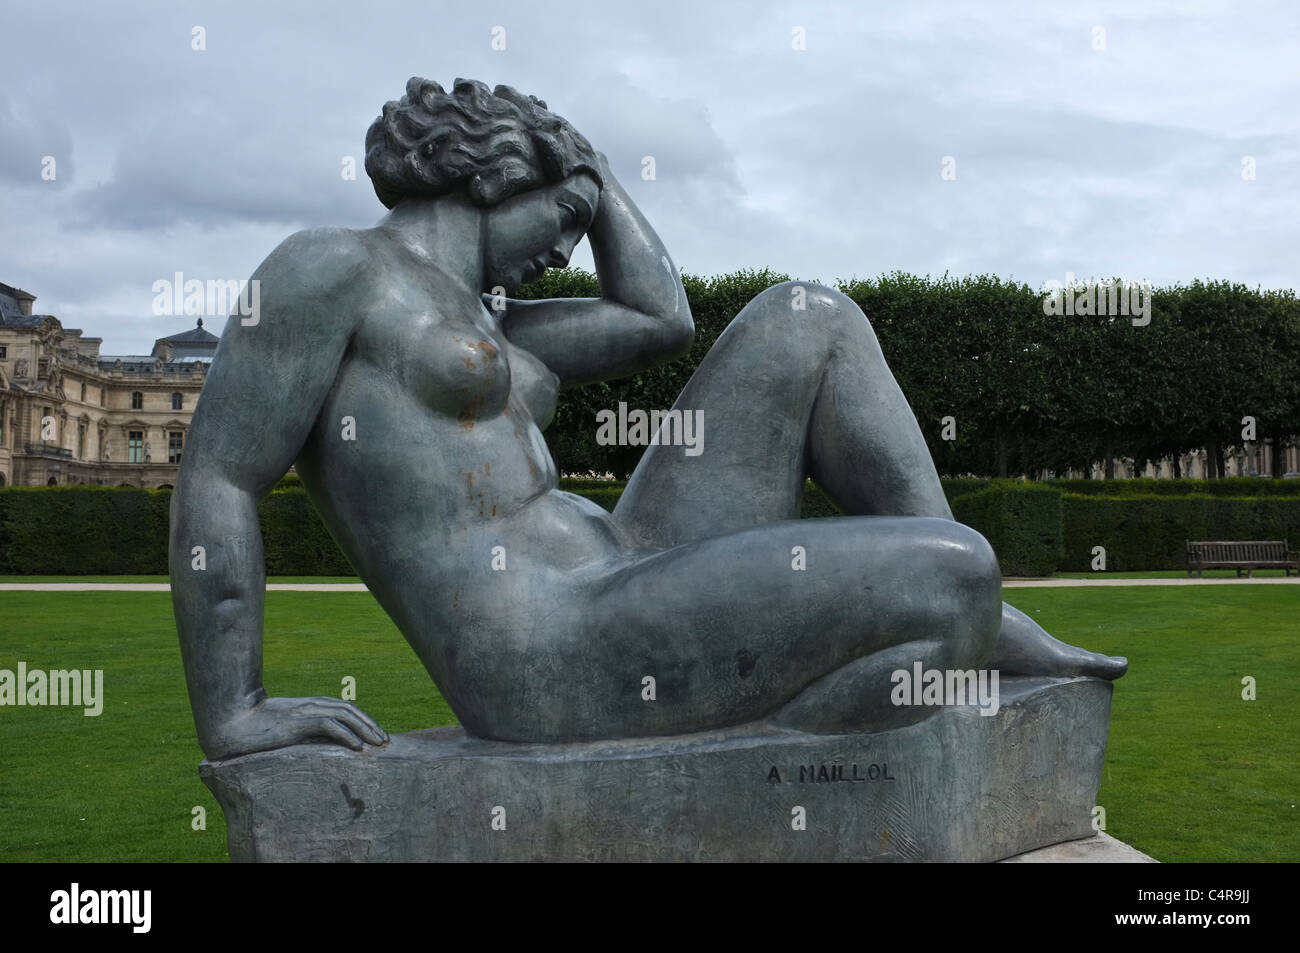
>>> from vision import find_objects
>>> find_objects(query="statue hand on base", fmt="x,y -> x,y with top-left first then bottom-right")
205,696 -> 389,761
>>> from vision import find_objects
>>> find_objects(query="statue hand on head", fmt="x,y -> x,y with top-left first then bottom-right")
592,150 -> 612,189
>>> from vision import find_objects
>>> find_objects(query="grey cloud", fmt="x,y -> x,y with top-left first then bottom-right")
0,92 -> 75,189
1,0 -> 1297,354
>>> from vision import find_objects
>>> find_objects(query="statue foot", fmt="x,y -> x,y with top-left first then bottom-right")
992,603 -> 1127,680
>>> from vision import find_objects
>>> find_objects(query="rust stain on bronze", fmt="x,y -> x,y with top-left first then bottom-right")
459,399 -> 480,431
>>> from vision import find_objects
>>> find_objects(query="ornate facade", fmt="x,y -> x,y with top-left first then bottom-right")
1047,446 -> 1300,481
0,282 -> 217,488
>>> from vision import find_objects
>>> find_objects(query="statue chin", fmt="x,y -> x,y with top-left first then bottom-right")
483,272 -> 523,298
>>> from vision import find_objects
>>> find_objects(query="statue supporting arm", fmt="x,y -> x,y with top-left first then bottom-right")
170,229 -> 387,760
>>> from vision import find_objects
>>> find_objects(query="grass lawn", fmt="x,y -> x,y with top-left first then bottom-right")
1047,569 -> 1295,579
0,591 -> 445,862
0,586 -> 1294,862
1003,586 -> 1298,863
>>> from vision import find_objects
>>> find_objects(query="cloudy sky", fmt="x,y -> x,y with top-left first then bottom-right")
2,0 -> 1296,354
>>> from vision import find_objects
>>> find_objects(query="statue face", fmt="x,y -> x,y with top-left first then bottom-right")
482,172 -> 600,294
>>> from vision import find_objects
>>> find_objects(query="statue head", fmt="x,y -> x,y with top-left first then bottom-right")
365,77 -> 602,208
366,77 -> 604,291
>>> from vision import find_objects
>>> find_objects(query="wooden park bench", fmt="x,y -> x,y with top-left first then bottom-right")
1186,540 -> 1300,577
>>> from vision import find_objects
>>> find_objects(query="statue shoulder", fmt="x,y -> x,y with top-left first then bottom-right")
255,226 -> 376,305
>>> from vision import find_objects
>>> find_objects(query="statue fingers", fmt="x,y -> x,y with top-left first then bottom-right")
302,698 -> 388,745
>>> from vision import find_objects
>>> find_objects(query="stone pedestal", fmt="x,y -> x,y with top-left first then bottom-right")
1000,831 -> 1156,862
201,675 -> 1113,862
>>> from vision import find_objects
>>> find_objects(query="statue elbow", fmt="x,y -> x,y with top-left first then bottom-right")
661,314 -> 695,360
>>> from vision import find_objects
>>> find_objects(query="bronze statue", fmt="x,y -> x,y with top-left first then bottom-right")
171,77 -> 1124,762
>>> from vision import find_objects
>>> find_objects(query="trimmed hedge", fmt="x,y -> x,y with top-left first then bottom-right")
569,487 -> 623,513
0,486 -> 171,574
0,486 -> 352,576
951,482 -> 1065,576
5,483 -> 1298,575
518,268 -> 1300,482
1061,494 -> 1300,571
799,482 -> 843,519
0,481 -> 844,574
1047,477 -> 1300,497
940,477 -> 994,504
559,480 -> 844,519
259,490 -> 355,575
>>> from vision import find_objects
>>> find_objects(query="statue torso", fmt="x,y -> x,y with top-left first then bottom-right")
291,237 -> 635,680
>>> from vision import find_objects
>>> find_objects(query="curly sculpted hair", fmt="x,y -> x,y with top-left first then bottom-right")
365,77 -> 603,209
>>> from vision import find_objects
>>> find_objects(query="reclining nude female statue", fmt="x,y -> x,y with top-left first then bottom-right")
171,77 -> 1125,762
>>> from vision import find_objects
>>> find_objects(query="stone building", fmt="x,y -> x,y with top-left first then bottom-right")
1047,445 -> 1299,481
0,281 -> 217,488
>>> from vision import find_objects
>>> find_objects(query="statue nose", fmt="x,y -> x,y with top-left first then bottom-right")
547,248 -> 569,268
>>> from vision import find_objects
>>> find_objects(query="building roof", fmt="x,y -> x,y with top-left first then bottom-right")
156,317 -> 219,345
1,286 -> 216,370
151,317 -> 220,360
0,281 -> 36,317
0,313 -> 45,329
0,282 -> 38,326
99,355 -> 204,370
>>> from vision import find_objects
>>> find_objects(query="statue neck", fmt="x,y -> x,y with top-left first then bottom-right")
380,195 -> 485,299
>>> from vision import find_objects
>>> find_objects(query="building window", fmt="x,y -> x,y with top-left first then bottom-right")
168,431 -> 184,464
171,392 -> 183,410
0,346 -> 6,358
100,388 -> 105,407
81,382 -> 87,402
131,391 -> 143,410
77,427 -> 85,459
128,431 -> 144,463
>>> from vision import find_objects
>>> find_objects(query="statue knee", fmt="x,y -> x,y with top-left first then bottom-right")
739,281 -> 873,342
